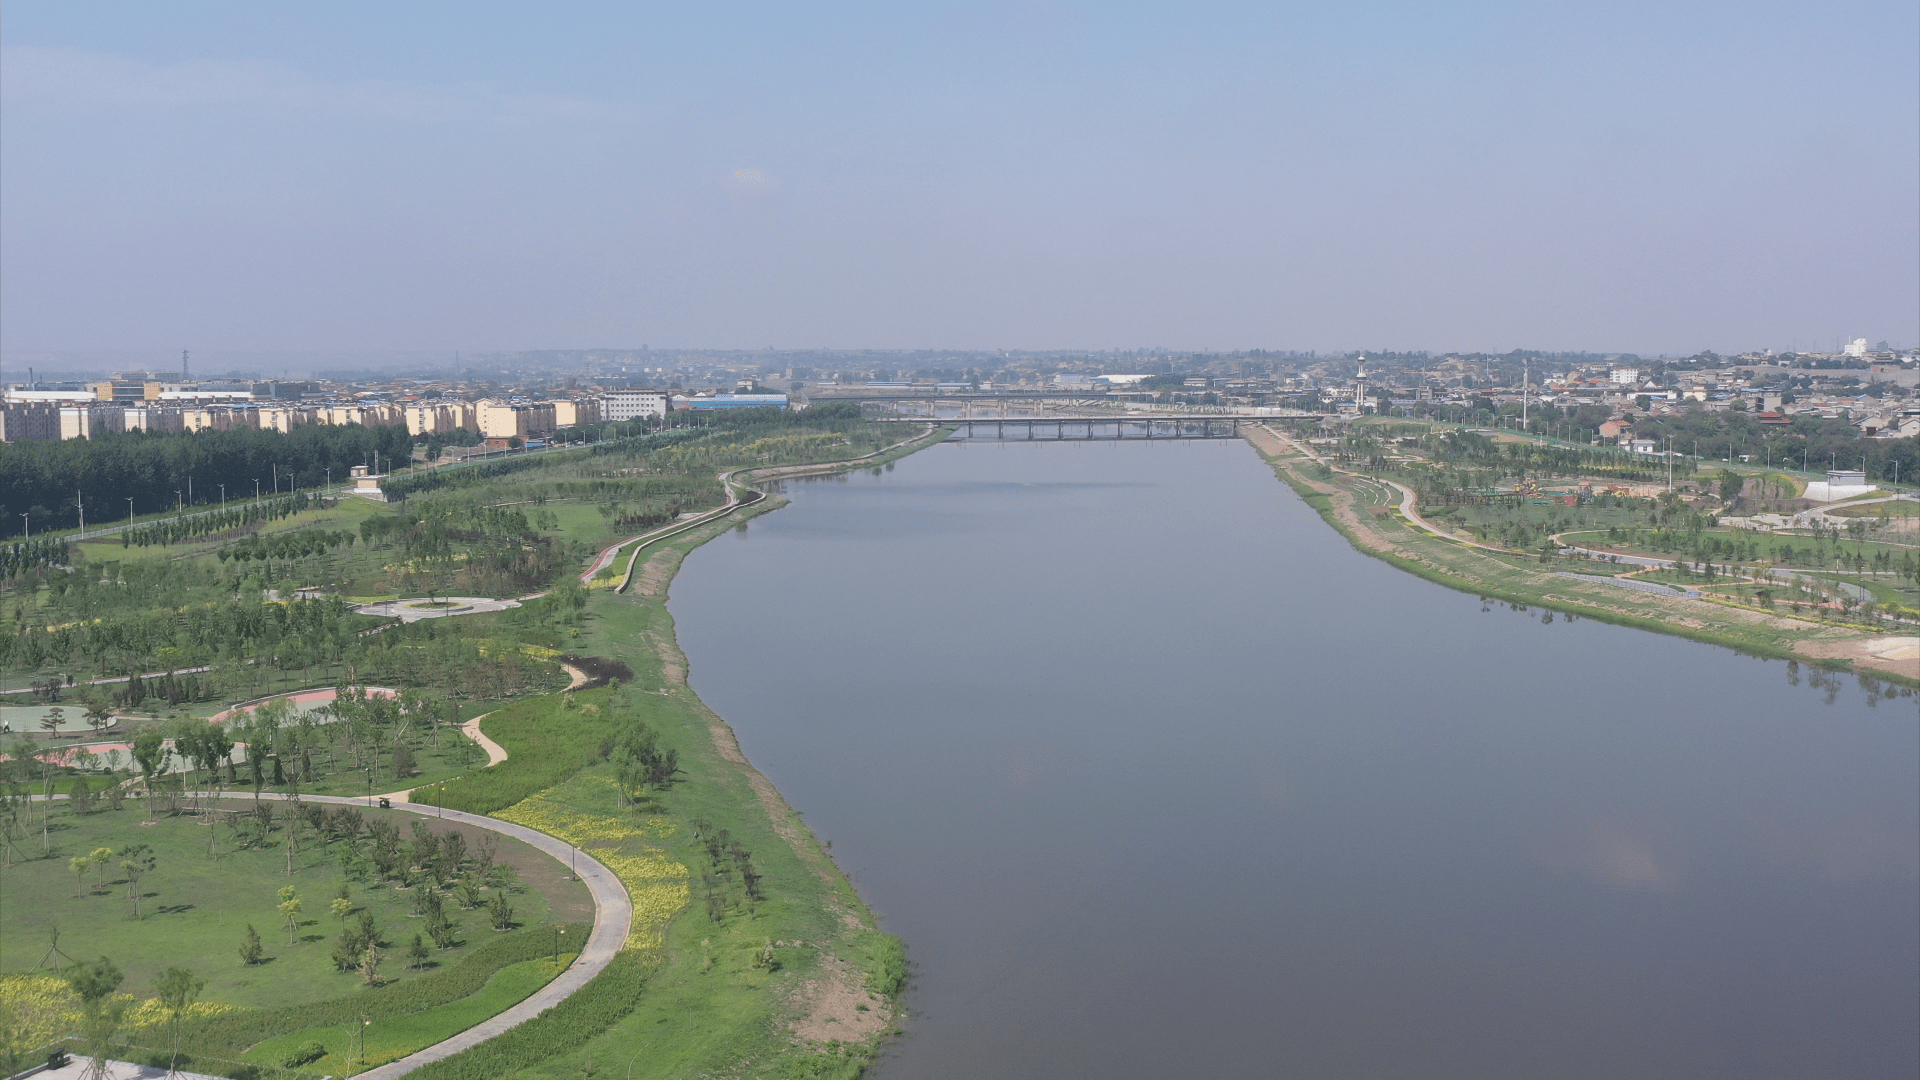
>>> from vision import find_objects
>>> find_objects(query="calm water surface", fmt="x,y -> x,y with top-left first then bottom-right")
669,440 -> 1919,1079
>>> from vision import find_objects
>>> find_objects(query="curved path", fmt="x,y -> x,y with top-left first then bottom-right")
1257,423 -> 1522,555
170,791 -> 632,1079
353,597 -> 522,622
25,426 -> 946,1071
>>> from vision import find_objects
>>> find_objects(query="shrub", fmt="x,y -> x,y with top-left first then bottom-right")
282,1041 -> 328,1067
404,952 -> 651,1080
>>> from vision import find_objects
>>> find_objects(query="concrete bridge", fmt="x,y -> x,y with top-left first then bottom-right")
876,416 -> 1254,440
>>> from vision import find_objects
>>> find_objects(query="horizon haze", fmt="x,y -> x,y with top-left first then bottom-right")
3,2 -> 1915,362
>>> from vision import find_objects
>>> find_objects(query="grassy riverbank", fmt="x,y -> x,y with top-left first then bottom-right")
1244,425 -> 1919,690
404,426 -> 946,1080
2,416 -> 943,1077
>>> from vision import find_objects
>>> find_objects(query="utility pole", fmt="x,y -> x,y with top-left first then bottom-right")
76,490 -> 84,539
1521,358 -> 1528,432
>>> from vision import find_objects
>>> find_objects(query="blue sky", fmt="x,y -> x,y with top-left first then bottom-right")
3,1 -> 1914,357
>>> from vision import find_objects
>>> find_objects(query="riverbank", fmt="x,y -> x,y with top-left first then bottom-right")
405,425 -> 946,1079
1243,425 -> 1919,687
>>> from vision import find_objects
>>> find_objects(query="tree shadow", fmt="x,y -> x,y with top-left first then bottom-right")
156,903 -> 195,914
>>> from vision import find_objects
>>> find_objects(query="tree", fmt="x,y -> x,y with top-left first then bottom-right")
487,889 -> 514,931
71,853 -> 94,900
40,706 -> 64,738
154,966 -> 203,1078
1717,470 -> 1744,505
407,933 -> 430,971
83,697 -> 113,740
87,848 -> 113,890
359,939 -> 383,985
277,885 -> 303,945
129,730 -> 170,821
119,844 -> 156,919
65,956 -> 127,1080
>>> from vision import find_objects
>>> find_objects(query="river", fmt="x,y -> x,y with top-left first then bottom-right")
669,439 -> 1918,1079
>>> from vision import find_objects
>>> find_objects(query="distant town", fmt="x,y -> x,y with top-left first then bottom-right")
6,339 -> 1916,450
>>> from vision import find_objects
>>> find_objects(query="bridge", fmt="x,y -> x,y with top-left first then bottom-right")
877,416 -> 1256,440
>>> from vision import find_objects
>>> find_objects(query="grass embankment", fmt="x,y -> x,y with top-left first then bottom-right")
405,435 -> 943,1079
1247,427 -> 1919,688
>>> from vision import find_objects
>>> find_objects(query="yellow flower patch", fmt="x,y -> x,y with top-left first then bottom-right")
0,976 -> 237,1051
494,791 -> 691,951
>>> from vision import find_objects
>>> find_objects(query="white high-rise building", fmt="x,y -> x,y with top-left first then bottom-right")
602,389 -> 668,421
1845,338 -> 1870,357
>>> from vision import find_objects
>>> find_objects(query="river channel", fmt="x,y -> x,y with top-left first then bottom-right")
669,439 -> 1918,1079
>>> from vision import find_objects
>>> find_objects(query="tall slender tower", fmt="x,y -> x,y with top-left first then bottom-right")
1355,356 -> 1368,412
181,349 -> 190,380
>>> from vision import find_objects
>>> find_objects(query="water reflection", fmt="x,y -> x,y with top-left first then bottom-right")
673,440 -> 1919,1080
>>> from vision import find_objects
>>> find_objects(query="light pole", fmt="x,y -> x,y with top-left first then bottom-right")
19,513 -> 28,539
219,484 -> 226,511
174,491 -> 182,512
126,496 -> 134,523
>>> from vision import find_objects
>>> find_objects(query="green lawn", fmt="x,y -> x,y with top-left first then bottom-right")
0,801 -> 583,1009
240,954 -> 573,1075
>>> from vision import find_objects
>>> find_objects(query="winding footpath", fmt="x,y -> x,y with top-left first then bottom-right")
21,428 -> 946,1075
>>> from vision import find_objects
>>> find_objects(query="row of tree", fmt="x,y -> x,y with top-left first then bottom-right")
1,423 -> 414,538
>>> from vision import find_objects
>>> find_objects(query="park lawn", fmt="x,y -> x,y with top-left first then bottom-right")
536,503 -> 620,548
1829,501 -> 1920,518
0,801 -> 581,1010
240,954 -> 573,1076
1556,527 -> 1917,563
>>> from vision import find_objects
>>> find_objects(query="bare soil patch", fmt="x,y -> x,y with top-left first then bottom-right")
1793,634 -> 1920,680
788,952 -> 892,1044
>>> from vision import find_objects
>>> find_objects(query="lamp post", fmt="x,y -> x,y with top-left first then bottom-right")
219,484 -> 226,511
126,496 -> 134,524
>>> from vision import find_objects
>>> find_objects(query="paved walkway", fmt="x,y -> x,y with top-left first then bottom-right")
154,791 -> 632,1080
352,597 -> 522,622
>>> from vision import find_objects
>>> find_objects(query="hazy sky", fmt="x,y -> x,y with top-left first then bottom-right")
3,1 -> 1915,358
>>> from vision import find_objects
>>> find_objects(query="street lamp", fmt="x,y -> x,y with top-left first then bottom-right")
219,484 -> 226,511
126,496 -> 134,523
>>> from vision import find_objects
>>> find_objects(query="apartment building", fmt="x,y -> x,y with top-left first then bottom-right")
601,388 -> 668,421
477,400 -> 557,439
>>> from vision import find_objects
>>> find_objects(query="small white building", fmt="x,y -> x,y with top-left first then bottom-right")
1802,469 -> 1875,503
